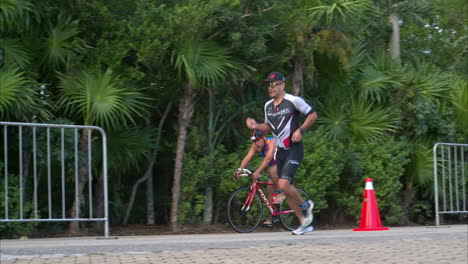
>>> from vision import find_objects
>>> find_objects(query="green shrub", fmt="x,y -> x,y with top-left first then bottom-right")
409,200 -> 433,225
295,129 -> 346,211
338,137 -> 409,225
179,145 -> 247,224
0,163 -> 38,238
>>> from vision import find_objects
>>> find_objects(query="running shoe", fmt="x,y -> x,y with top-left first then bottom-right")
292,225 -> 314,235
302,200 -> 314,227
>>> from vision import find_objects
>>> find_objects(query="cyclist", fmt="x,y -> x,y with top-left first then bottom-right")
246,71 -> 318,235
233,130 -> 285,226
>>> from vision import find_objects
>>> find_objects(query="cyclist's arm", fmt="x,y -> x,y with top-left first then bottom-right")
238,143 -> 257,169
254,139 -> 276,176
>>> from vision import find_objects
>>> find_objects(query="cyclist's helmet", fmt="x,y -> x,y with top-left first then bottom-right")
250,130 -> 264,141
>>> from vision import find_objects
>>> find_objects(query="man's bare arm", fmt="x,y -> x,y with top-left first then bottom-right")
300,112 -> 318,131
292,112 -> 318,143
246,118 -> 272,132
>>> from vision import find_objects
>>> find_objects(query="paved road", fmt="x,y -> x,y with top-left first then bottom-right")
1,225 -> 467,263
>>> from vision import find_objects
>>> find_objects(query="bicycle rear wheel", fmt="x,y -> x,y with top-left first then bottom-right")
227,187 -> 263,233
279,187 -> 311,231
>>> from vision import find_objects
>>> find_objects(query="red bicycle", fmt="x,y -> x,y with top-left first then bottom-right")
227,168 -> 311,233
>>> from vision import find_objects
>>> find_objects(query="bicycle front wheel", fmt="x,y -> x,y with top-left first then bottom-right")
227,187 -> 263,233
279,187 -> 311,231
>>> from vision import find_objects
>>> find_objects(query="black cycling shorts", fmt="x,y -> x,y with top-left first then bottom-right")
275,142 -> 304,184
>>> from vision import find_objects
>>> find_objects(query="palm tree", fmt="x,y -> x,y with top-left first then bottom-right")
299,0 -> 373,94
1,1 -> 82,73
58,68 -> 150,232
39,14 -> 83,75
372,0 -> 431,63
318,48 -> 400,145
0,67 -> 49,121
319,100 -> 398,145
450,77 -> 468,136
1,1 -> 82,122
0,0 -> 33,34
275,0 -> 320,95
403,141 -> 433,209
169,39 -> 240,231
309,0 -> 373,27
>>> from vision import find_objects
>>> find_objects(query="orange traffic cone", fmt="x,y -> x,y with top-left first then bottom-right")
353,178 -> 389,231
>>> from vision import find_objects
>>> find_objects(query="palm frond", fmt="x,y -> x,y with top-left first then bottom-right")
41,14 -> 82,71
390,0 -> 432,23
0,67 -> 51,121
349,101 -> 398,143
318,103 -> 351,142
369,49 -> 400,72
357,66 -> 402,103
58,68 -> 151,129
0,68 -> 33,119
348,44 -> 368,70
171,40 -> 238,87
0,38 -> 31,69
309,0 -> 374,26
407,63 -> 452,103
450,78 -> 468,134
406,142 -> 434,188
0,0 -> 33,32
105,126 -> 157,173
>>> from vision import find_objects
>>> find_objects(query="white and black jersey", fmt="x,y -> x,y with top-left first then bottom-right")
264,93 -> 314,149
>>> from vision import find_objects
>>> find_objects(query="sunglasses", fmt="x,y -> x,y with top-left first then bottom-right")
268,82 -> 283,88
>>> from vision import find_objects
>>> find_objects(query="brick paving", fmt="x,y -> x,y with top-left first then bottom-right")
2,237 -> 467,264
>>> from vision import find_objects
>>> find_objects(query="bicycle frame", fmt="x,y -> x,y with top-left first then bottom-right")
229,168 -> 309,233
243,180 -> 294,217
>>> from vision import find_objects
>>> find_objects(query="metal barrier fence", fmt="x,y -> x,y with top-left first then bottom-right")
0,122 -> 109,237
433,143 -> 468,226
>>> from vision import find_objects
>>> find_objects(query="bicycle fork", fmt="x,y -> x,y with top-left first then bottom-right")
241,186 -> 257,212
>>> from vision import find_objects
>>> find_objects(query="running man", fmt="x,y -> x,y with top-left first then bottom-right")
246,72 -> 318,235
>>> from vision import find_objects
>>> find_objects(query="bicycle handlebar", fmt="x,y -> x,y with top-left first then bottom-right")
236,168 -> 253,178
235,168 -> 271,185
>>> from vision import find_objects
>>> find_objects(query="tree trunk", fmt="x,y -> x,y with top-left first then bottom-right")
22,149 -> 31,191
94,170 -> 104,229
202,185 -> 213,224
402,184 -> 416,209
389,14 -> 401,64
122,151 -> 157,225
147,102 -> 172,224
308,51 -> 316,91
21,127 -> 33,189
203,95 -> 216,225
292,55 -> 305,96
146,172 -> 155,224
69,129 -> 90,233
213,198 -> 222,224
170,83 -> 195,231
122,102 -> 172,225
